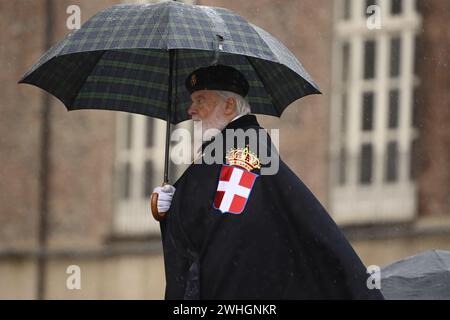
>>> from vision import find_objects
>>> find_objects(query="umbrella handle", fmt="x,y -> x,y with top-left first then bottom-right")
151,192 -> 167,222
150,183 -> 168,221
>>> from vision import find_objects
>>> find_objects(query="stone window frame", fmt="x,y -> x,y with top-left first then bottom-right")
113,113 -> 192,237
329,0 -> 421,225
113,114 -> 167,236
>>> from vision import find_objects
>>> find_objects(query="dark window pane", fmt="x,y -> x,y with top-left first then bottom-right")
341,93 -> 348,133
364,40 -> 376,79
385,141 -> 399,182
343,0 -> 351,20
339,147 -> 347,185
143,160 -> 153,197
388,89 -> 400,129
121,162 -> 131,199
342,42 -> 350,82
390,37 -> 402,77
410,139 -> 418,180
146,117 -> 154,148
362,92 -> 375,131
360,144 -> 373,184
365,0 -> 377,17
125,114 -> 133,150
391,0 -> 403,15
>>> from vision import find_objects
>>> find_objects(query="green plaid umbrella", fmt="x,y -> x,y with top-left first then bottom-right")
19,1 -> 320,182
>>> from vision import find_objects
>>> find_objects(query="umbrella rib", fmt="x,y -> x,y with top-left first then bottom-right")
69,50 -> 108,107
245,56 -> 282,116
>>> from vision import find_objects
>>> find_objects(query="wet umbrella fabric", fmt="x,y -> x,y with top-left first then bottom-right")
381,250 -> 450,299
19,1 -> 320,125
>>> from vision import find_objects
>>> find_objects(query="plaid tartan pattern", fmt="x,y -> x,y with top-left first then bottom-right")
19,1 -> 320,124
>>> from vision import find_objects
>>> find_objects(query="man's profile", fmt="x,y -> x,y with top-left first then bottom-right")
153,65 -> 384,300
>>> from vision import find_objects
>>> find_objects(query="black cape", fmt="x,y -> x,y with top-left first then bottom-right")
160,115 -> 384,300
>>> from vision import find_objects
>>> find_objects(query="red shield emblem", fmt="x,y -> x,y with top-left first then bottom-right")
213,165 -> 259,214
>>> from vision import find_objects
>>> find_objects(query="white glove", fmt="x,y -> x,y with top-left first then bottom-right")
152,185 -> 176,212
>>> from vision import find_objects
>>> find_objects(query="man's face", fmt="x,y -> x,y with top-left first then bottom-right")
187,90 -> 221,122
188,90 -> 235,142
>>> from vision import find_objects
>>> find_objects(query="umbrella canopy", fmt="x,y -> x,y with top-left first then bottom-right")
19,1 -> 320,124
381,250 -> 450,300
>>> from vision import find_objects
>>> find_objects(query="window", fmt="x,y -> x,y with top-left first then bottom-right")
390,36 -> 402,78
391,0 -> 403,15
360,144 -> 374,184
120,162 -> 131,199
114,114 -> 162,236
339,147 -> 348,185
385,141 -> 399,182
362,92 -> 375,131
113,113 -> 192,236
388,89 -> 400,129
363,40 -> 377,79
330,0 -> 421,225
365,0 -> 377,17
342,0 -> 352,20
143,160 -> 154,197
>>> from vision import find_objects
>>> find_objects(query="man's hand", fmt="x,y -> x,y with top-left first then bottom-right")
152,184 -> 176,213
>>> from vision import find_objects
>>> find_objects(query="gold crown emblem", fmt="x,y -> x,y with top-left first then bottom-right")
226,146 -> 261,171
190,74 -> 197,86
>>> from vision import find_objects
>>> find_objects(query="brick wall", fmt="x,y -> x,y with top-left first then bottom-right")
0,0 -> 121,250
1,0 -> 47,249
416,0 -> 450,217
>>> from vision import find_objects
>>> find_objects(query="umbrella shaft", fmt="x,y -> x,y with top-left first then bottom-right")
164,50 -> 175,183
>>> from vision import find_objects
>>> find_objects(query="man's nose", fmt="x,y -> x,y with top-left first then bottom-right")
187,104 -> 195,115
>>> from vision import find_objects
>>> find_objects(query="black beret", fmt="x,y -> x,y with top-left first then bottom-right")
185,65 -> 249,97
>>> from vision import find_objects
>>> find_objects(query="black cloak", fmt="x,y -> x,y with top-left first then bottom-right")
160,114 -> 384,300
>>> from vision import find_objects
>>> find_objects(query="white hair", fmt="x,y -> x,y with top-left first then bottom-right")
215,90 -> 251,116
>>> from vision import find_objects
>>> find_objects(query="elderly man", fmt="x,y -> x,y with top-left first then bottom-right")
153,65 -> 384,300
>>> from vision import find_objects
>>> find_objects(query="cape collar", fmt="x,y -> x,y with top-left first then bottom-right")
224,114 -> 260,131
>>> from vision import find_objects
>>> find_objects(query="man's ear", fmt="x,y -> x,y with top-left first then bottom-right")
223,97 -> 237,116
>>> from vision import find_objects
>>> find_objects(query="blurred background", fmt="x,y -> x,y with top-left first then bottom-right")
1,0 -> 449,299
